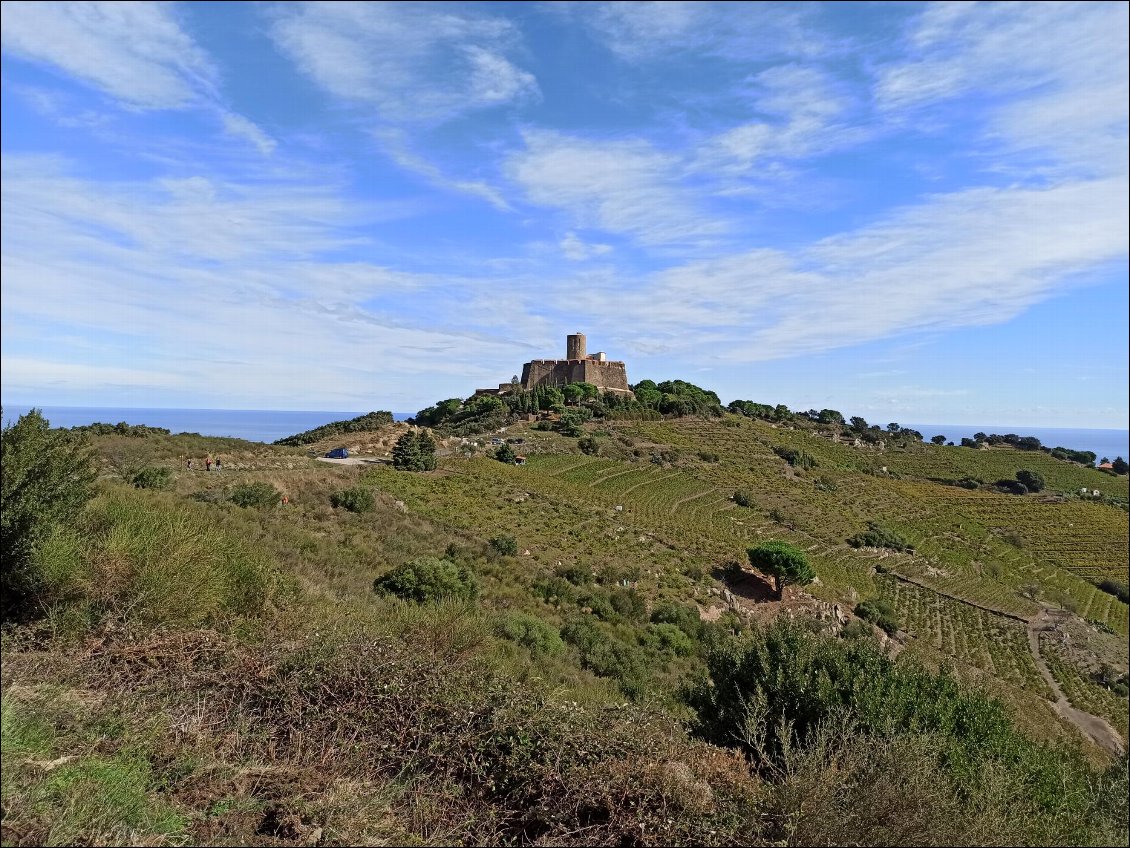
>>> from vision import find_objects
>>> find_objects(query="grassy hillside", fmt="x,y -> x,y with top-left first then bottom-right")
2,411 -> 1127,846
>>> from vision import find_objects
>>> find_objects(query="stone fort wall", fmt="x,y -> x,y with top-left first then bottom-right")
520,358 -> 631,394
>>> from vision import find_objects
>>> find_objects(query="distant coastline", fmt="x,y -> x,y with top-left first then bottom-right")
2,405 -> 1126,461
0,405 -> 413,445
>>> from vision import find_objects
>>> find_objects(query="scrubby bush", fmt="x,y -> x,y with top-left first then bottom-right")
532,575 -> 579,606
687,618 -> 1123,841
130,466 -> 173,490
697,450 -> 719,462
773,446 -> 817,469
855,598 -> 899,635
562,617 -> 650,697
330,486 -> 375,513
577,435 -> 600,455
554,564 -> 592,586
651,601 -> 704,641
495,612 -> 565,657
994,479 -> 1029,495
642,622 -> 696,657
33,488 -> 278,629
577,588 -> 616,621
609,587 -> 647,622
488,534 -> 518,556
1016,469 -> 1046,493
847,521 -> 914,552
230,482 -> 281,508
373,557 -> 478,604
2,409 -> 97,620
733,489 -> 752,507
494,443 -> 517,464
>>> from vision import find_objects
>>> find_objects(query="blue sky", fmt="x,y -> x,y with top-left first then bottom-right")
1,1 -> 1127,427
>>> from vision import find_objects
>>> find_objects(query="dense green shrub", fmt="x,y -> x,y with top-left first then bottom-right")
577,435 -> 599,455
330,486 -> 375,513
274,411 -> 394,446
532,575 -> 579,606
1015,469 -> 1046,492
229,482 -> 281,508
561,617 -> 649,697
577,588 -> 616,621
733,489 -> 752,507
687,618 -> 1116,835
1,409 -> 97,620
855,598 -> 899,635
557,409 -> 591,438
847,521 -> 914,552
373,557 -> 478,604
130,466 -> 173,490
488,534 -> 518,556
773,446 -> 817,469
392,431 -> 437,471
697,450 -> 719,462
994,479 -> 1029,496
747,541 -> 815,597
650,601 -> 704,641
494,443 -> 517,464
555,564 -> 592,586
495,612 -> 565,657
609,587 -> 647,622
642,622 -> 696,656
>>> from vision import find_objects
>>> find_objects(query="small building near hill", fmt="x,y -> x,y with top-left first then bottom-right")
1097,462 -> 1114,470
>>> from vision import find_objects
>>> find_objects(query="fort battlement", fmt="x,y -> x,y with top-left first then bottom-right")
518,334 -> 632,395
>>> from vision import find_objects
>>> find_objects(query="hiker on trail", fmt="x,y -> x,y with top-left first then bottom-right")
186,459 -> 193,471
205,457 -> 213,471
215,459 -> 222,471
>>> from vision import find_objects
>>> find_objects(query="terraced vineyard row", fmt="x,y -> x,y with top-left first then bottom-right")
1039,634 -> 1130,738
875,577 -> 1052,698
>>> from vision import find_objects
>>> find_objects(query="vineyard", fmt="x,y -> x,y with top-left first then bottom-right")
875,576 -> 1052,697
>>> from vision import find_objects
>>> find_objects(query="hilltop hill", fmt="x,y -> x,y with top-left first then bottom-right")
2,407 -> 1127,846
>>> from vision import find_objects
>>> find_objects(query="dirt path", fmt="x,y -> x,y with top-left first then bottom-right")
884,570 -> 1126,757
1026,610 -> 1126,757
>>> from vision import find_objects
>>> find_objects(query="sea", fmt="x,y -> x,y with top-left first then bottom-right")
2,405 -> 1127,461
904,424 -> 1129,463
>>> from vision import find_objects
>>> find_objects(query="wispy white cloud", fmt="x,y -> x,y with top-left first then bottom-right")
528,175 -> 1128,363
0,154 -> 536,408
696,63 -> 869,174
374,128 -> 511,210
0,1 -> 217,109
268,1 -> 539,122
559,232 -> 612,261
507,130 -> 726,245
875,2 -> 1128,177
572,1 -> 833,62
221,112 -> 277,156
1,1 -> 278,156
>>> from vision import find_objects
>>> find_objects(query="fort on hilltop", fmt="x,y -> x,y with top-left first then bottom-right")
476,333 -> 632,397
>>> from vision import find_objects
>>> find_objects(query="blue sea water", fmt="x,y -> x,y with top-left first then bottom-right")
2,405 -> 1127,460
905,424 -> 1129,464
0,406 -> 413,444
